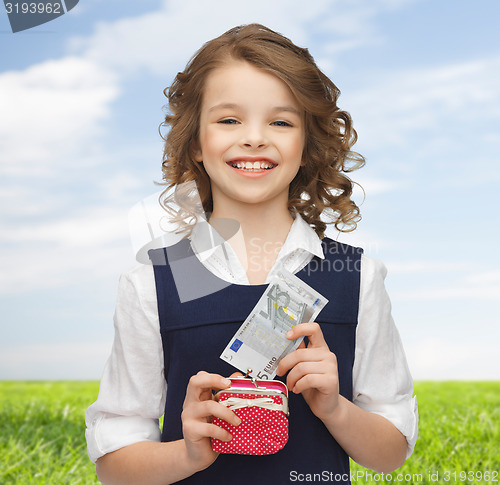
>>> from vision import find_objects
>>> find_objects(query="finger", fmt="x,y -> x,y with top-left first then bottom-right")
182,400 -> 241,443
285,360 -> 337,392
184,372 -> 231,403
286,322 -> 327,349
228,372 -> 244,378
206,422 -> 234,442
276,347 -> 327,376
183,400 -> 241,427
293,372 -> 338,395
183,420 -> 233,443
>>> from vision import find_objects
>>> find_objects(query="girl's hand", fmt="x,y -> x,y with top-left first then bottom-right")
181,371 -> 241,471
276,322 -> 340,423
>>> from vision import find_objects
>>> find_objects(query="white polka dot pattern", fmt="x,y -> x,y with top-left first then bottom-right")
211,392 -> 289,455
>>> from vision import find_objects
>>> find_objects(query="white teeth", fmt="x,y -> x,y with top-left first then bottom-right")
230,160 -> 275,170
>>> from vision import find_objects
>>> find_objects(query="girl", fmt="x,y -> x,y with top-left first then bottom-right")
86,24 -> 418,484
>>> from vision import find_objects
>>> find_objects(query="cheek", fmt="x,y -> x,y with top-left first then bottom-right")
200,129 -> 230,159
285,133 -> 305,163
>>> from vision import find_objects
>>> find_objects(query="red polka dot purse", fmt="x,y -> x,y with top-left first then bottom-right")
211,377 -> 289,455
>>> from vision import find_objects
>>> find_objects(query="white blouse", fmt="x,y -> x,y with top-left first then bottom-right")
85,215 -> 418,464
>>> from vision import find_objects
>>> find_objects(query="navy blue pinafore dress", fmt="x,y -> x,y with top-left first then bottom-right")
149,237 -> 362,484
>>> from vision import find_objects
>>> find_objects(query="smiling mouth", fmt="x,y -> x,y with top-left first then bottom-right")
227,160 -> 277,171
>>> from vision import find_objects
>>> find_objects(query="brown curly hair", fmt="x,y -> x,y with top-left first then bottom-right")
159,24 -> 364,238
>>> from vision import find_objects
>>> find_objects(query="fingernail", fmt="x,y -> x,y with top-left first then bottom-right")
234,417 -> 241,426
286,330 -> 293,339
222,378 -> 231,387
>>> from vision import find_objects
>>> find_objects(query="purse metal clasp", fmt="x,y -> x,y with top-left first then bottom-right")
244,368 -> 264,389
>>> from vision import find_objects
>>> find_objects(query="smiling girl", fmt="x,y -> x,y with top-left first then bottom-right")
86,24 -> 418,485
193,60 -> 306,284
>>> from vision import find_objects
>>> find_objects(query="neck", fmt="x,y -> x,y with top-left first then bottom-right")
209,195 -> 294,285
210,198 -> 293,245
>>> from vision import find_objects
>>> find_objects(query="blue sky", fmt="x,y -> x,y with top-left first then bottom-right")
1,0 -> 499,380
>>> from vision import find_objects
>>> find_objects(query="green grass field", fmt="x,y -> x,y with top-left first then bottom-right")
0,381 -> 498,484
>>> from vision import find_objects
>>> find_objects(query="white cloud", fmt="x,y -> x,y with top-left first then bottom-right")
386,261 -> 474,274
407,338 -> 500,380
355,176 -> 405,196
67,0 -> 404,78
1,207 -> 128,247
327,226 -> 387,256
0,341 -> 113,380
0,186 -> 59,217
0,48 -> 150,297
0,241 -> 133,295
393,284 -> 500,301
315,3 -> 380,39
0,57 -> 119,176
344,57 -> 500,151
384,264 -> 500,302
0,207 -> 136,294
463,270 -> 500,285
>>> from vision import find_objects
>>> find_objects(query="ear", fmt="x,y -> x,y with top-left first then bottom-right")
191,139 -> 203,162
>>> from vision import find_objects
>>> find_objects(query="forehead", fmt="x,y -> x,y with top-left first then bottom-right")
201,60 -> 301,112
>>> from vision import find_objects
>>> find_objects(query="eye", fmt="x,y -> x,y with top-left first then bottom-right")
271,120 -> 293,127
218,118 -> 239,125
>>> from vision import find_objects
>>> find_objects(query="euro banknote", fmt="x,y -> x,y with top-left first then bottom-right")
220,268 -> 328,379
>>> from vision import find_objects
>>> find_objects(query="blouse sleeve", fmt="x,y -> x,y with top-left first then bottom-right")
353,255 -> 419,458
85,264 -> 167,464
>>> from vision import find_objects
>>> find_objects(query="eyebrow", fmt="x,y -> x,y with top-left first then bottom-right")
208,103 -> 239,113
272,106 -> 302,116
208,103 -> 301,116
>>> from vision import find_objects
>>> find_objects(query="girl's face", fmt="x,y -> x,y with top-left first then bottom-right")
194,60 -> 305,212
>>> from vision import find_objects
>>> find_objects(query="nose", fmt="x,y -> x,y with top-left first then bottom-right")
240,123 -> 268,149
